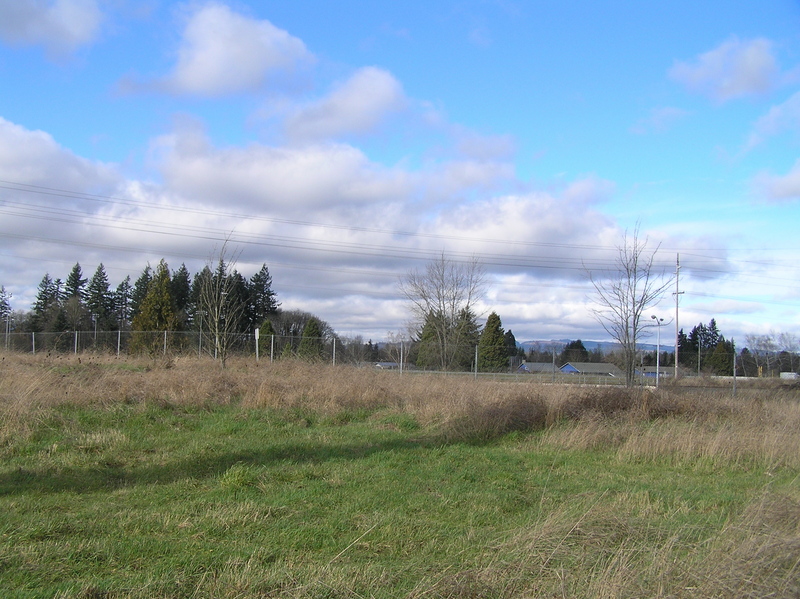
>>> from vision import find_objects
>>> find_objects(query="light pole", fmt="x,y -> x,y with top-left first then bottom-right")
651,315 -> 664,388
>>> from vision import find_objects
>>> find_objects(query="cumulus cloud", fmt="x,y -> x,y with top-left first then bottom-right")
0,117 -> 118,192
754,159 -> 800,202
0,0 -> 102,54
670,37 -> 778,102
163,2 -> 312,96
285,67 -> 407,141
152,122 -> 412,211
742,91 -> 800,152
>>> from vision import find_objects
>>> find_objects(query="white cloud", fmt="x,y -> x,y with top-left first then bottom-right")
0,0 -> 102,54
153,122 -> 412,212
742,91 -> 800,152
0,117 -> 118,191
285,67 -> 407,141
670,37 -> 778,102
163,2 -> 312,96
754,159 -> 800,202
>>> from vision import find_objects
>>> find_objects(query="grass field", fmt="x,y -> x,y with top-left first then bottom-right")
1,353 -> 798,598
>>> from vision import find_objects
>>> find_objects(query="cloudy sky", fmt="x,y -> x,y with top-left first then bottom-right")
1,0 -> 799,346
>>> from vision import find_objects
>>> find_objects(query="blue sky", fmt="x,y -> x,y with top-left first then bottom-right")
1,0 -> 799,348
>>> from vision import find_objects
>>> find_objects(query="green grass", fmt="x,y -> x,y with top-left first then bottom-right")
0,401 -> 797,598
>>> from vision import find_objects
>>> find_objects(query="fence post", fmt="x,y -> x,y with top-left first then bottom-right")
332,338 -> 336,366
74,330 -> 78,354
31,332 -> 35,354
163,330 -> 167,355
117,330 -> 121,356
255,328 -> 260,362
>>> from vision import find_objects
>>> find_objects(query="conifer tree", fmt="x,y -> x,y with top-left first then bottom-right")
298,317 -> 325,361
170,263 -> 192,330
86,264 -> 114,330
130,264 -> 152,320
113,276 -> 132,329
248,264 -> 280,328
478,312 -> 508,372
131,260 -> 175,354
64,263 -> 87,301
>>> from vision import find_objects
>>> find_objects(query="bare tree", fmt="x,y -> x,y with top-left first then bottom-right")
588,228 -> 673,387
198,242 -> 246,368
399,253 -> 486,371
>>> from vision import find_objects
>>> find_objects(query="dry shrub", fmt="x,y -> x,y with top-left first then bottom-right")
439,391 -> 548,444
548,386 -> 641,422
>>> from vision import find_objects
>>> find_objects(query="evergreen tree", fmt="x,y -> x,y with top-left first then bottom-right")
113,276 -> 132,329
0,286 -> 10,321
706,339 -> 734,376
86,264 -> 114,330
248,264 -> 280,329
297,317 -> 325,360
170,263 -> 192,330
414,312 -> 443,370
453,307 -> 481,370
30,273 -> 62,332
478,312 -> 508,372
63,263 -> 87,301
561,339 -> 589,364
130,264 -> 152,320
136,260 -> 175,330
504,329 -> 519,357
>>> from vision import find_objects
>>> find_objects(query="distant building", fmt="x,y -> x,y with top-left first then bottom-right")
559,362 -> 624,378
636,366 -> 675,378
517,362 -> 557,374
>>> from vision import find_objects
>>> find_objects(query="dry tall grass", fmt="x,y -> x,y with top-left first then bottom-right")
2,352 -> 800,469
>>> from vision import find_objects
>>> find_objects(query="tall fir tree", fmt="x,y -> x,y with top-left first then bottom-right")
131,260 -> 175,333
30,273 -> 62,332
170,263 -> 192,330
478,312 -> 508,372
64,263 -> 87,301
113,276 -> 132,329
248,264 -> 280,329
86,264 -> 114,329
129,264 -> 152,320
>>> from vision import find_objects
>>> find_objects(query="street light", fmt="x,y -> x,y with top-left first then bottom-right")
651,315 -> 664,388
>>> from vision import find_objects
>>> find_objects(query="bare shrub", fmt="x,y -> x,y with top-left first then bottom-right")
439,392 -> 548,444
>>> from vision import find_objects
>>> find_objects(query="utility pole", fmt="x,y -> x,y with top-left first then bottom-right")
674,254 -> 684,378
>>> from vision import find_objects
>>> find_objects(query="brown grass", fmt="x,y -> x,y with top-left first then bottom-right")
2,351 -> 800,464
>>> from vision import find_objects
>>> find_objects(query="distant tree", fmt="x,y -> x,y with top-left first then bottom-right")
400,254 -> 486,371
63,263 -> 87,301
131,260 -> 175,354
0,286 -> 10,322
197,244 -> 248,367
478,312 -> 508,372
113,276 -> 132,329
130,264 -> 152,320
297,317 -> 325,361
588,227 -> 673,387
248,264 -> 280,330
170,263 -> 192,330
560,339 -> 589,364
413,312 -> 443,371
30,273 -> 62,332
504,329 -> 521,357
706,339 -> 735,376
86,264 -> 114,330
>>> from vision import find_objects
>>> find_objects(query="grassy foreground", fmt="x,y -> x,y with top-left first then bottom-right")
0,354 -> 799,598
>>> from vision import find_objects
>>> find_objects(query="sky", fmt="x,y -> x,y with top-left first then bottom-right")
1,0 -> 799,348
